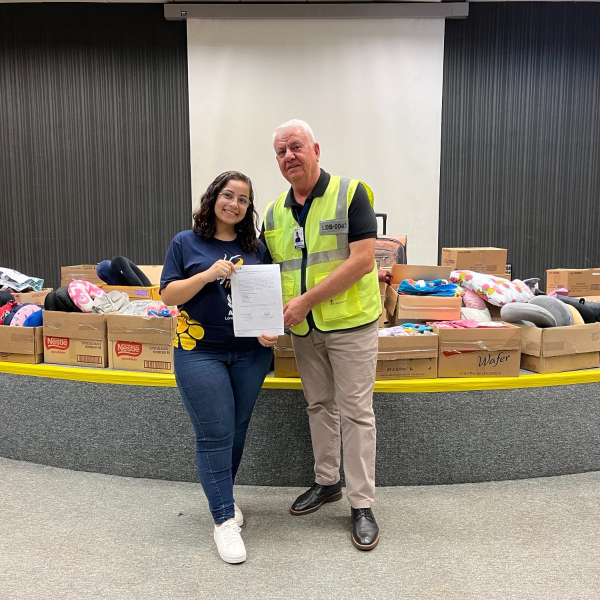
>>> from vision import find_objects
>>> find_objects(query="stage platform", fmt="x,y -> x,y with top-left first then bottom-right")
2,362 -> 600,486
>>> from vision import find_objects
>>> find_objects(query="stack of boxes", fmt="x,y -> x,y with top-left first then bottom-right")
40,264 -> 176,373
4,253 -> 600,379
441,247 -> 509,277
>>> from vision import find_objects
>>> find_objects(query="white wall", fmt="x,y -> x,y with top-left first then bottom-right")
187,18 -> 445,264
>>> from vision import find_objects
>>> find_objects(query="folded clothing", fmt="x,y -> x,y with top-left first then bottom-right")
433,319 -> 509,329
0,267 -> 44,292
117,300 -> 178,318
398,279 -> 460,297
91,291 -> 130,314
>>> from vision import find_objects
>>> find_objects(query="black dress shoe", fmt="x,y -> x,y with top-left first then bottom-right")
290,481 -> 343,515
351,507 -> 379,550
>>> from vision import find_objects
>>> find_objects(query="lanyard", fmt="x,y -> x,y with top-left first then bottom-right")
292,197 -> 313,226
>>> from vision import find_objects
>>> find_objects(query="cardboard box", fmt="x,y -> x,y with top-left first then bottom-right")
0,325 -> 44,364
106,313 -> 176,373
98,265 -> 163,301
100,285 -> 162,301
376,333 -> 438,380
61,265 -> 104,287
518,323 -> 600,374
61,264 -> 163,288
274,333 -> 298,378
441,248 -> 507,275
43,312 -> 107,367
433,323 -> 521,378
11,288 -> 53,306
546,268 -> 600,297
385,265 -> 461,325
386,292 -> 462,325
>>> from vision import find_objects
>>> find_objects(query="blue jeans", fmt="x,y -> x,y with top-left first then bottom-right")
174,344 -> 272,524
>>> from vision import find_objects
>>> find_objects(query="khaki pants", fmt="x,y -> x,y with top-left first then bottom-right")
292,322 -> 378,508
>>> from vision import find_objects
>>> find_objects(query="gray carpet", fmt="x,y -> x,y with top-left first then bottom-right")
1,458 -> 600,600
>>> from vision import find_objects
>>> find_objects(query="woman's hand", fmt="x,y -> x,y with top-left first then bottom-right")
206,260 -> 237,282
160,260 -> 237,306
257,333 -> 279,347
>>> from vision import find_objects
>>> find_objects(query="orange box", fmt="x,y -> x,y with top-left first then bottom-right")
43,312 -> 107,367
106,313 -> 176,373
0,325 -> 44,364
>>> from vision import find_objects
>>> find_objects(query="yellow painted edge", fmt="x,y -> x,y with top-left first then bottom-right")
2,361 -> 600,392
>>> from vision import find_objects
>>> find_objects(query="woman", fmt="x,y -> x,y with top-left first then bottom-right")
160,171 -> 278,564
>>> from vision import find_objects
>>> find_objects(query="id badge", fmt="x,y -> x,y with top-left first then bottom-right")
293,227 -> 305,249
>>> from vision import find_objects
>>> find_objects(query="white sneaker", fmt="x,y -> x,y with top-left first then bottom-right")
234,503 -> 244,527
214,520 -> 246,564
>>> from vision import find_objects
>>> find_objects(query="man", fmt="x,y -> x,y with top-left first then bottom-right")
263,119 -> 381,550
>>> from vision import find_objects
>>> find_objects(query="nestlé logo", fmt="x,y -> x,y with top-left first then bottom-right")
45,337 -> 69,351
115,341 -> 142,358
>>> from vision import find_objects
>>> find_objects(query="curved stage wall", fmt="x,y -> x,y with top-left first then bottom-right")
2,363 -> 600,486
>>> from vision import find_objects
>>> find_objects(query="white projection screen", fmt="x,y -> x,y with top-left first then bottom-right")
187,18 -> 445,264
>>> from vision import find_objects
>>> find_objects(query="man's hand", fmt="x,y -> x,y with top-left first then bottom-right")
283,296 -> 311,328
257,333 -> 279,347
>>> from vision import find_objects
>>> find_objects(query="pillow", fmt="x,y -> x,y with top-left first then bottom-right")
96,260 -> 122,285
2,306 -> 20,326
450,271 -> 534,307
0,291 -> 15,305
529,296 -> 574,327
462,289 -> 486,309
500,302 -> 557,327
582,299 -> 600,322
68,280 -> 106,313
557,296 -> 596,324
566,304 -> 585,326
54,286 -> 82,312
44,290 -> 58,311
10,304 -> 42,327
460,306 -> 492,323
111,257 -> 152,287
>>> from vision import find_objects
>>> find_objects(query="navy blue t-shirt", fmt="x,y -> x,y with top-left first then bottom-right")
160,230 -> 272,351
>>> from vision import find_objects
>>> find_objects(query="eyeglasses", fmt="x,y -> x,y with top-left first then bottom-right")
219,191 -> 250,207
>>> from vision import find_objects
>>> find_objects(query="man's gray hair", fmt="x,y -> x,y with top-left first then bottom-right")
272,119 -> 315,143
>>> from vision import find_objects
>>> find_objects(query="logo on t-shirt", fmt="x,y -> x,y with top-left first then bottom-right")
225,294 -> 233,320
218,254 -> 244,289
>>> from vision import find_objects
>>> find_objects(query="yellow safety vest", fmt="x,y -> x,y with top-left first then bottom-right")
263,175 -> 381,336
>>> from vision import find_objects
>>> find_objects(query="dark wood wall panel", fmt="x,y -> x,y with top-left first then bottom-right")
440,5 -> 600,285
0,4 -> 191,290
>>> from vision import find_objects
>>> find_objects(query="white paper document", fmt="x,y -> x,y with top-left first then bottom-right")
230,264 -> 284,337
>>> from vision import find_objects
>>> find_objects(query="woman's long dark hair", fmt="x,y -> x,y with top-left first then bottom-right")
192,171 -> 259,252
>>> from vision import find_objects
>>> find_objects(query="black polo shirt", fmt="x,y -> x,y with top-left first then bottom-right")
284,169 -> 378,243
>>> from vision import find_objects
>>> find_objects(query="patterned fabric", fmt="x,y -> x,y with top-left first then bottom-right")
398,278 -> 461,297
68,280 -> 106,312
450,271 -> 534,307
